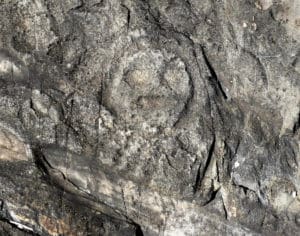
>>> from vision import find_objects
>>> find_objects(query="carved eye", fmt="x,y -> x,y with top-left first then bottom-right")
124,68 -> 160,93
163,59 -> 190,98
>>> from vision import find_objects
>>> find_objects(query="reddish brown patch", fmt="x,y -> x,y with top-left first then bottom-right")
39,215 -> 80,236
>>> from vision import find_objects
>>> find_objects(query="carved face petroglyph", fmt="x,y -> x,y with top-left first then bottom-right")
104,49 -> 192,127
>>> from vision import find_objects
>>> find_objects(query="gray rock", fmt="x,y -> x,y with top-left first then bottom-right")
0,0 -> 299,235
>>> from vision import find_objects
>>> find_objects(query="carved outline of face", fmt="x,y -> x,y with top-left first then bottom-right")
104,49 -> 191,127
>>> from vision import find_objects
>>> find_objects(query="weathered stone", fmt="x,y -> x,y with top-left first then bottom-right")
0,126 -> 30,162
0,0 -> 299,235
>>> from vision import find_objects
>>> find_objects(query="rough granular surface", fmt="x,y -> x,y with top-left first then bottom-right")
0,0 -> 299,235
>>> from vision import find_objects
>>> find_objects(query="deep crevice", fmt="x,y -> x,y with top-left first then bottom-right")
293,111 -> 300,134
202,136 -> 216,181
200,46 -> 228,100
203,188 -> 220,206
121,4 -> 131,29
133,222 -> 144,236
193,162 -> 202,194
194,136 -> 216,193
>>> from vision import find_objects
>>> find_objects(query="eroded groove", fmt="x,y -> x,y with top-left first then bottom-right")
202,136 -> 216,182
247,49 -> 268,87
193,162 -> 202,194
194,136 -> 216,193
200,46 -> 228,100
222,199 -> 228,220
1,0 -> 299,235
203,188 -> 220,206
173,65 -> 195,127
293,111 -> 300,134
121,4 -> 131,29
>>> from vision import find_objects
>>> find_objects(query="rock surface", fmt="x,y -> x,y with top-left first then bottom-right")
0,0 -> 299,235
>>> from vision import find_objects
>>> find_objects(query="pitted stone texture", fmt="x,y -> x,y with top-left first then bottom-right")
0,125 -> 31,162
12,0 -> 57,53
273,0 -> 300,42
0,0 -> 299,235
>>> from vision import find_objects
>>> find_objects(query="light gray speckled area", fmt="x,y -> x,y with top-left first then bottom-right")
0,0 -> 299,235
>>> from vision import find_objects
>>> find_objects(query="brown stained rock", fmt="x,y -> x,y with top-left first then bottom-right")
39,215 -> 80,236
